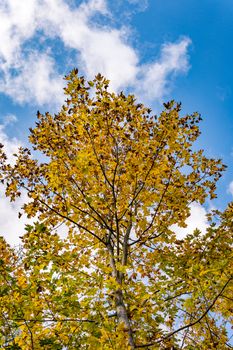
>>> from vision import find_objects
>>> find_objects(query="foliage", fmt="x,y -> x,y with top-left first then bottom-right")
0,70 -> 232,349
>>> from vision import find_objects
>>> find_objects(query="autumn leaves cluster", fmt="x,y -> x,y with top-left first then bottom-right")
0,70 -> 232,349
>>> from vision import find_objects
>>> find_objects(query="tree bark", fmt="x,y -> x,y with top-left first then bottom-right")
115,288 -> 135,349
107,243 -> 135,349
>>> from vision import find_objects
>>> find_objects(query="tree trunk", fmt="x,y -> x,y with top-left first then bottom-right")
115,288 -> 135,349
107,244 -> 135,349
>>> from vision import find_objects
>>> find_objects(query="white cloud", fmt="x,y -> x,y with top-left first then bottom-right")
0,118 -> 30,246
136,38 -> 191,102
0,0 -> 38,65
0,116 -> 21,164
1,52 -> 64,106
0,113 -> 17,126
227,181 -> 233,196
172,202 -> 208,239
0,185 -> 29,247
0,0 -> 191,106
127,0 -> 148,12
38,0 -> 138,91
71,28 -> 139,91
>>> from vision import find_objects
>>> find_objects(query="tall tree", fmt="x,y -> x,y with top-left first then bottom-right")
0,70 -> 231,349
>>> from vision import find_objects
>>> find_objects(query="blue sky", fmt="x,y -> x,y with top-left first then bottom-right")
0,0 -> 233,244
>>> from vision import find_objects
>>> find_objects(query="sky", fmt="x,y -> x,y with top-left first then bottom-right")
0,0 -> 233,245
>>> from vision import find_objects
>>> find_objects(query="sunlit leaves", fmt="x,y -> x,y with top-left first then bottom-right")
0,70 -> 231,349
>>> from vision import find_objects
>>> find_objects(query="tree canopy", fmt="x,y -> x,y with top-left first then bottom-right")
0,70 -> 232,349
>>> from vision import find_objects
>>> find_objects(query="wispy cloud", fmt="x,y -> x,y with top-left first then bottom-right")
0,0 -> 191,107
135,38 -> 191,102
227,180 -> 233,196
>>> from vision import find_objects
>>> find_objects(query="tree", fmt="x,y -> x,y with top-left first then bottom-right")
0,69 -> 232,349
